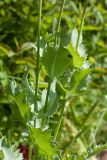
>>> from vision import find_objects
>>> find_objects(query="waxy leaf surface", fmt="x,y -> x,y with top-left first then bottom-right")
41,47 -> 71,78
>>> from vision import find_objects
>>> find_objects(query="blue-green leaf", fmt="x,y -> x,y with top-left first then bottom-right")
70,69 -> 91,94
10,81 -> 30,122
41,47 -> 71,78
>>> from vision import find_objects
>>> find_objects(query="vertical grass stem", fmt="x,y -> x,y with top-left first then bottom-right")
34,0 -> 42,125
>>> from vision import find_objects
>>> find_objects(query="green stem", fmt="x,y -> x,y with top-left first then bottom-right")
34,145 -> 38,160
57,0 -> 65,32
34,0 -> 42,124
55,0 -> 65,47
42,77 -> 51,127
76,0 -> 88,50
54,96 -> 71,141
28,127 -> 38,160
93,111 -> 105,144
54,100 -> 65,141
42,0 -> 65,127
28,144 -> 32,160
62,125 -> 88,152
62,99 -> 100,153
81,99 -> 100,130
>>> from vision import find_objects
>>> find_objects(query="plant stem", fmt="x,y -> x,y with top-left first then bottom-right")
55,0 -> 65,47
93,111 -> 105,144
54,96 -> 71,141
53,100 -> 65,141
28,144 -> 32,160
34,0 -> 42,125
34,145 -> 38,160
64,117 -> 86,152
81,99 -> 100,129
62,125 -> 89,157
41,77 -> 51,127
62,99 -> 100,152
76,0 -> 88,50
42,0 -> 65,127
57,0 -> 65,32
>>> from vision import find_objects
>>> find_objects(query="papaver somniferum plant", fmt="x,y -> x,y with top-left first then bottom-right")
0,0 -> 107,160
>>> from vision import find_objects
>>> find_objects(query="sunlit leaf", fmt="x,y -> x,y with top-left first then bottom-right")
31,128 -> 56,158
67,44 -> 85,68
41,47 -> 71,78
